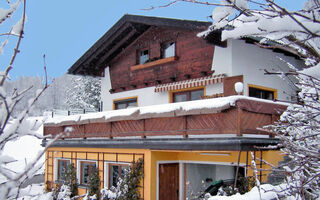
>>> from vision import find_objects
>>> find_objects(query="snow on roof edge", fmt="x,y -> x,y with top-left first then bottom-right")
44,96 -> 288,127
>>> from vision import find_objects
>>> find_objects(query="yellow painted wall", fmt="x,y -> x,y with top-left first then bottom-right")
45,147 -> 284,200
45,147 -> 149,198
149,150 -> 284,200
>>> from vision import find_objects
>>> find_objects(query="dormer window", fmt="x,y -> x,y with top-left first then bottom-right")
139,49 -> 149,64
161,41 -> 175,58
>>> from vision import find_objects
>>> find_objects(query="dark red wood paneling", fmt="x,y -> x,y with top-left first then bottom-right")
84,123 -> 111,137
109,26 -> 215,92
223,75 -> 244,96
111,120 -> 144,137
187,110 -> 238,134
44,126 -> 63,136
241,110 -> 272,135
145,117 -> 185,135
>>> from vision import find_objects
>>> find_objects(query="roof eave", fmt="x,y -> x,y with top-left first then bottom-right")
68,14 -> 212,76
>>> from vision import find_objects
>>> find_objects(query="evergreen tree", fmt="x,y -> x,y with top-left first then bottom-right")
88,166 -> 100,200
62,163 -> 78,198
65,75 -> 101,110
118,158 -> 144,200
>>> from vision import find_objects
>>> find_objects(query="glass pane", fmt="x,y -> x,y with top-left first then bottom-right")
127,101 -> 137,107
116,102 -> 127,110
139,50 -> 149,64
174,93 -> 187,102
249,87 -> 274,100
58,160 -> 70,180
110,165 -> 119,187
163,42 -> 175,58
121,165 -> 129,177
82,163 -> 90,184
191,90 -> 203,101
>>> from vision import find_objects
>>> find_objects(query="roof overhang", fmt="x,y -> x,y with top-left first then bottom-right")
68,14 -> 211,76
204,29 -> 302,59
42,137 -> 280,151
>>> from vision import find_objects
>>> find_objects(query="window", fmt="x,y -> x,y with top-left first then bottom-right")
80,161 -> 96,185
161,42 -> 175,58
57,159 -> 70,181
172,89 -> 204,103
248,85 -> 276,100
113,97 -> 137,110
139,49 -> 149,64
109,164 -> 129,188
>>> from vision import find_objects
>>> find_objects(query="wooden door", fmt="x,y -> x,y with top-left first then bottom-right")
159,163 -> 179,200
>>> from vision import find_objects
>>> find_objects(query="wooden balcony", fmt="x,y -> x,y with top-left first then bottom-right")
44,97 -> 287,140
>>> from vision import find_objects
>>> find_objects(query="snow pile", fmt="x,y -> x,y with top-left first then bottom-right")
208,184 -> 293,200
16,184 -> 50,200
2,117 -> 44,176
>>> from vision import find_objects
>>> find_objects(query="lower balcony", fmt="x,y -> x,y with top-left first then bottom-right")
44,96 -> 287,144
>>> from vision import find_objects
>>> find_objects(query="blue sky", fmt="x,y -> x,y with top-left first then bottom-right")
0,0 -> 305,80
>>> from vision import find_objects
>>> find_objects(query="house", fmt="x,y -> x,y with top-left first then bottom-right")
43,15 -> 304,200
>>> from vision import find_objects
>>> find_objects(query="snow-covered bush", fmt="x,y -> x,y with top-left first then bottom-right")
55,185 -> 71,200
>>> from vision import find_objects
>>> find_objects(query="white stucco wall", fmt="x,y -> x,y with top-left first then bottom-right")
102,67 -> 168,111
212,42 -> 233,76
206,83 -> 223,95
213,39 -> 304,101
101,68 -> 224,111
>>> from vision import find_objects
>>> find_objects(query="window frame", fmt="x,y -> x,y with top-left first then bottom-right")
113,97 -> 138,110
170,87 -> 205,103
161,41 -> 176,59
104,162 -> 130,189
248,84 -> 277,100
55,158 -> 71,182
137,48 -> 149,65
78,160 -> 97,186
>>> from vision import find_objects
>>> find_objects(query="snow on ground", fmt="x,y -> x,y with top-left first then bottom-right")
17,183 -> 51,200
208,184 -> 295,200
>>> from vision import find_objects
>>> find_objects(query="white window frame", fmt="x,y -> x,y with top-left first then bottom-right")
77,159 -> 98,186
104,161 -> 130,189
54,158 -> 71,182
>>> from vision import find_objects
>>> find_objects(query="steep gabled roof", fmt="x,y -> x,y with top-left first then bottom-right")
68,14 -> 211,76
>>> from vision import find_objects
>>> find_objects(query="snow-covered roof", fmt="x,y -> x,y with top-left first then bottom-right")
45,96 -> 288,127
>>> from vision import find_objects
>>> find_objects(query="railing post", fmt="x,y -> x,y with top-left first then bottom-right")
237,107 -> 243,136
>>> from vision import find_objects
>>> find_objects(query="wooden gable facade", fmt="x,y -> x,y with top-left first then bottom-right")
69,15 -> 215,93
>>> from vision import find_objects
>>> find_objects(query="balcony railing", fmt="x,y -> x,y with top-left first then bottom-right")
44,97 -> 287,139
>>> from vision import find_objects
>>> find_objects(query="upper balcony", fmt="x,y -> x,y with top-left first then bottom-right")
43,96 -> 287,151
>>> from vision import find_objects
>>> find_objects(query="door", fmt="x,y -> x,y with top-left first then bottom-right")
159,163 -> 179,200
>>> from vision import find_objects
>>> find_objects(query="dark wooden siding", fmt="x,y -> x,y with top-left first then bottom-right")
44,106 -> 281,139
109,26 -> 215,93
